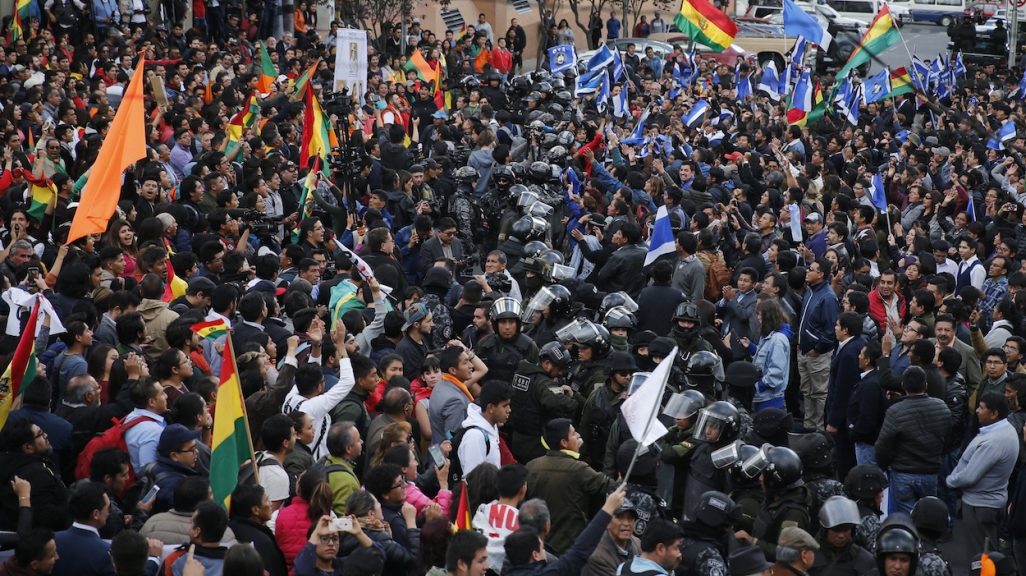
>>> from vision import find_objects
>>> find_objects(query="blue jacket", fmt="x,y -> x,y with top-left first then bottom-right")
147,456 -> 200,514
826,336 -> 866,430
589,163 -> 658,212
753,327 -> 791,404
394,224 -> 423,283
799,280 -> 840,354
52,525 -> 114,576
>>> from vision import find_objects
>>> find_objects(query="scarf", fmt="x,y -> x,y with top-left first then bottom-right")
442,373 -> 473,401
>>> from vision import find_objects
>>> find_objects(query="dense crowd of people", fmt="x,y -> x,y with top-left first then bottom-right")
2,1 -> 1026,576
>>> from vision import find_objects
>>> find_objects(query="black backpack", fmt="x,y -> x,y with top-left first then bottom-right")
237,452 -> 285,487
447,425 -> 490,485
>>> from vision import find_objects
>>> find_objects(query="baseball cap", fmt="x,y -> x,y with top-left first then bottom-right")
423,158 -> 441,170
803,212 -> 822,223
432,109 -> 448,119
778,527 -> 820,550
402,303 -> 430,331
187,276 -> 217,294
157,424 -> 202,457
724,151 -> 744,162
931,146 -> 951,157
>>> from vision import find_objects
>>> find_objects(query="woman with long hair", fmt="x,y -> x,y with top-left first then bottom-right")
557,19 -> 575,45
370,421 -> 414,467
104,218 -> 138,277
223,544 -> 264,576
87,344 -> 117,403
412,357 -> 443,442
275,470 -> 334,571
744,295 -> 792,411
382,444 -> 452,517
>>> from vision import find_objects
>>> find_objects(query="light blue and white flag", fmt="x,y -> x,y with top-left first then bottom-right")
987,121 -> 1017,150
684,99 -> 709,129
758,60 -> 781,102
863,68 -> 891,105
644,206 -> 676,266
783,0 -> 833,50
548,45 -> 576,75
869,171 -> 886,212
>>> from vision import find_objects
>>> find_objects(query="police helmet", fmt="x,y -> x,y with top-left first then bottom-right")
527,109 -> 545,123
687,351 -> 725,382
600,292 -> 639,316
876,514 -> 920,576
692,491 -> 743,529
490,296 -> 522,322
509,218 -> 533,243
460,76 -> 480,88
539,249 -> 564,266
569,321 -> 612,358
760,446 -> 804,492
728,443 -> 763,488
512,76 -> 531,92
556,130 -> 575,148
556,90 -> 573,102
910,496 -> 949,538
454,166 -> 479,185
819,496 -> 862,530
547,103 -> 564,117
493,165 -> 516,190
844,464 -> 889,500
539,113 -> 556,125
539,341 -> 573,370
529,162 -> 551,182
692,401 -> 741,444
550,78 -> 566,90
787,430 -> 835,472
663,389 -> 707,419
605,351 -> 638,374
672,301 -> 701,323
538,81 -> 553,93
525,91 -> 543,103
603,306 -> 637,330
523,240 -> 548,259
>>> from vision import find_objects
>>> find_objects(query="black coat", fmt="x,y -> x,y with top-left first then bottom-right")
636,283 -> 686,336
0,452 -> 71,532
827,337 -> 866,431
596,244 -> 647,300
847,370 -> 887,445
229,519 -> 288,576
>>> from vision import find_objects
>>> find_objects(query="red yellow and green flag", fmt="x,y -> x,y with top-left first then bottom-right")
256,41 -> 277,94
8,0 -> 30,43
884,67 -> 915,99
454,24 -> 468,42
161,239 -> 188,303
225,92 -> 259,156
21,170 -> 56,223
191,319 -> 230,341
210,335 -> 256,509
292,163 -> 320,243
0,299 -> 40,430
833,5 -> 901,82
292,59 -> 321,102
299,89 -> 338,170
673,0 -> 738,53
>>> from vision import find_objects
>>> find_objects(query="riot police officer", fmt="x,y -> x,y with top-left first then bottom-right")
615,439 -> 673,538
843,464 -> 888,554
650,336 -> 689,392
910,497 -> 954,576
581,351 -> 637,468
677,491 -> 743,576
810,496 -> 874,576
728,443 -> 765,534
682,401 -> 742,523
687,351 -> 724,400
789,431 -> 844,525
524,284 -> 575,345
604,306 -> 637,352
475,297 -> 540,384
671,302 -> 715,366
868,514 -> 920,576
659,390 -> 707,513
737,446 -> 813,561
507,341 -> 576,463
563,320 -> 613,413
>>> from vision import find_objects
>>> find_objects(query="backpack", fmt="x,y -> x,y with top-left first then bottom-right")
126,462 -> 175,512
237,452 -> 285,486
309,456 -> 358,483
75,414 -> 158,484
448,425 -> 490,485
498,125 -> 526,150
704,253 -> 732,302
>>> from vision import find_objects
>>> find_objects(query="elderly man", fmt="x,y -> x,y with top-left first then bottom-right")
772,527 -> 818,576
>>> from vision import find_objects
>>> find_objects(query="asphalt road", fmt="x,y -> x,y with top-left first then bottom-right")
866,21 -> 960,75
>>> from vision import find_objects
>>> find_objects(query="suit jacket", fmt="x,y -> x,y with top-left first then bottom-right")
428,380 -> 470,446
419,237 -> 465,280
719,290 -> 758,359
231,321 -> 266,348
52,525 -> 114,576
847,369 -> 887,445
826,336 -> 867,430
636,284 -> 686,337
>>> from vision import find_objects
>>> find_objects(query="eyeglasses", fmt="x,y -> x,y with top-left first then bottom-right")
175,445 -> 200,454
33,430 -> 46,439
615,371 -> 634,378
390,481 -> 406,490
318,536 -> 339,544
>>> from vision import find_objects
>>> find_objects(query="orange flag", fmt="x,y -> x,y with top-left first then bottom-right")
68,59 -> 147,243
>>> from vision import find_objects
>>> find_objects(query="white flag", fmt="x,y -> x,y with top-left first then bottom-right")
620,346 -> 674,446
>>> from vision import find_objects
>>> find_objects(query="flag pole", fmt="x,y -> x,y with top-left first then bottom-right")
893,8 -> 917,70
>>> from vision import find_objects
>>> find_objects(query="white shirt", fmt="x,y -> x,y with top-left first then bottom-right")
472,502 -> 519,571
936,258 -> 959,277
457,404 -> 500,475
283,358 -> 355,460
258,452 -> 291,503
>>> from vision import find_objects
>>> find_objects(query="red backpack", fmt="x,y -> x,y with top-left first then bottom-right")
75,414 -> 157,485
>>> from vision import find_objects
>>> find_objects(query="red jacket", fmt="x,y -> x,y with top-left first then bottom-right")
275,497 -> 313,572
491,48 -> 513,74
868,288 -> 906,331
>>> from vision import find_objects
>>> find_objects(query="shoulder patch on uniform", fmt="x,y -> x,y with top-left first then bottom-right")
512,374 -> 530,392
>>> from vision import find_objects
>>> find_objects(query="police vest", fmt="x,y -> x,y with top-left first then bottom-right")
479,334 -> 533,383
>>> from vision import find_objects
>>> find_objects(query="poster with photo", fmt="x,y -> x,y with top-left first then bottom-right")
333,29 -> 367,104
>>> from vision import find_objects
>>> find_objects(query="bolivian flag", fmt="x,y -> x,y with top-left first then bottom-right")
884,67 -> 915,99
0,299 -> 39,431
292,59 -> 321,102
299,90 -> 338,170
225,92 -> 259,156
673,0 -> 738,53
453,481 -> 472,532
21,170 -> 56,223
257,41 -> 277,94
834,5 -> 901,82
291,164 -> 320,243
8,0 -> 29,42
192,319 -> 229,341
161,239 -> 188,303
210,335 -> 255,509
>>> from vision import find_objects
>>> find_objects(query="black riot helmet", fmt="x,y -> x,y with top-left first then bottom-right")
603,306 -> 637,331
691,491 -> 743,529
843,464 -> 889,501
569,321 -> 612,358
539,249 -> 564,266
493,165 -> 516,193
691,401 -> 741,445
759,447 -> 804,492
523,241 -> 548,259
687,351 -> 725,383
875,514 -> 920,576
539,341 -> 573,371
910,496 -> 949,540
728,443 -> 763,489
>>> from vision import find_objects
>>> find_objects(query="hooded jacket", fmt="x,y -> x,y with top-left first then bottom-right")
136,298 -> 180,363
457,403 -> 501,475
